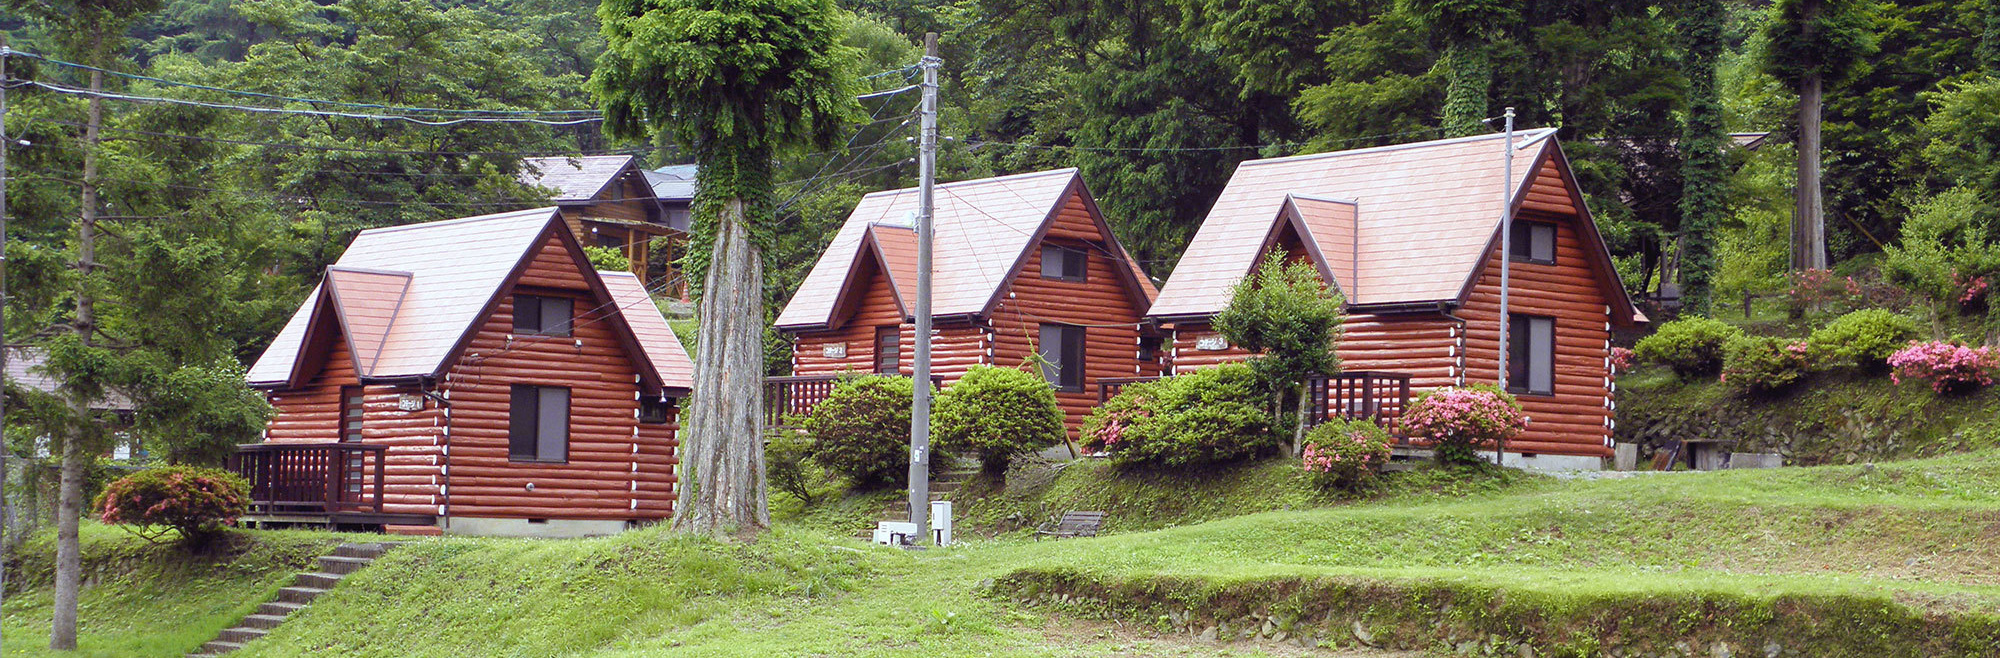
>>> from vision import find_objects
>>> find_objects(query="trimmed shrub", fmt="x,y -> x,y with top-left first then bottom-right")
1401,385 -> 1526,466
1805,309 -> 1922,371
93,466 -> 249,544
1888,341 -> 1997,393
1634,317 -> 1742,378
932,365 -> 1067,475
1300,417 -> 1393,490
1720,335 -> 1811,394
1081,364 -> 1275,470
765,427 -> 818,504
800,375 -> 921,485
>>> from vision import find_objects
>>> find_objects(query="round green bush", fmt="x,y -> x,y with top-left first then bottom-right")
932,365 -> 1067,475
1805,308 -> 1922,371
1081,363 -> 1275,470
1300,417 -> 1393,490
800,375 -> 919,485
1721,334 -> 1811,394
93,466 -> 249,544
1634,317 -> 1743,378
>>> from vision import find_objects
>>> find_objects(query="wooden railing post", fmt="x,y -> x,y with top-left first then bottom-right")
372,446 -> 385,513
322,447 -> 338,515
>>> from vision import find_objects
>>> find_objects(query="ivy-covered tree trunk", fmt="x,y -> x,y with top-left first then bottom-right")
1440,42 -> 1490,137
1677,0 -> 1727,315
673,199 -> 770,536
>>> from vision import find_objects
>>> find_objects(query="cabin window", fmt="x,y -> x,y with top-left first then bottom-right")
1508,315 -> 1556,396
1040,244 -> 1088,282
1137,336 -> 1165,362
513,294 -> 574,337
875,326 -> 901,374
640,397 -> 674,425
340,386 -> 364,443
1509,221 -> 1557,265
1038,324 -> 1086,393
509,384 -> 571,462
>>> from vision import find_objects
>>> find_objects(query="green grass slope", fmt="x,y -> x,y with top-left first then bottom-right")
220,451 -> 2000,656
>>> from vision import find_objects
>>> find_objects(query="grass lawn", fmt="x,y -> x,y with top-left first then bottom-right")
11,451 -> 2000,656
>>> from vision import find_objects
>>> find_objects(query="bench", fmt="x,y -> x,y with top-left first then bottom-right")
1035,511 -> 1105,539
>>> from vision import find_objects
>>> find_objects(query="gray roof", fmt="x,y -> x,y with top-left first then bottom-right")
6,347 -> 136,410
645,164 -> 699,201
519,155 -> 639,202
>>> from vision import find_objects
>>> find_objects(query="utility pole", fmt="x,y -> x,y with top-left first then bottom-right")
1495,107 -> 1513,466
906,33 -> 939,544
0,37 -> 12,644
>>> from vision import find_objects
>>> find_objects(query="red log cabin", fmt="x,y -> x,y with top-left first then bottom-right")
242,207 -> 694,537
772,168 -> 1160,436
520,155 -> 693,298
1146,130 -> 1646,469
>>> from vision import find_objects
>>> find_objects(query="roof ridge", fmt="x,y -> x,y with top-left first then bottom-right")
356,207 -> 557,236
857,167 -> 1078,200
1244,128 -> 1559,168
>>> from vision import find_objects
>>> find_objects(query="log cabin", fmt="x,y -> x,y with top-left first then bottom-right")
772,168 -> 1160,436
1145,130 -> 1645,470
241,207 -> 694,537
521,155 -> 693,298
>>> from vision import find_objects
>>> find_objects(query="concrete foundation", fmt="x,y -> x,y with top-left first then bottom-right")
1496,451 -> 1605,472
440,517 -> 632,539
1613,443 -> 1639,471
1727,452 -> 1784,469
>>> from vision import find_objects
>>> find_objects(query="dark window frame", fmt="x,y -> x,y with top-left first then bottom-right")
639,397 -> 674,425
1040,244 -> 1088,283
1509,220 -> 1558,265
874,326 -> 901,374
1507,315 -> 1557,397
508,384 -> 571,463
512,293 -> 575,337
1038,323 -> 1087,393
340,386 -> 364,443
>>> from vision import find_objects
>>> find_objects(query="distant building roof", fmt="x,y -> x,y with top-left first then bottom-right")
519,155 -> 642,202
247,207 -> 692,394
645,165 -> 699,201
5,347 -> 136,410
1730,132 -> 1770,150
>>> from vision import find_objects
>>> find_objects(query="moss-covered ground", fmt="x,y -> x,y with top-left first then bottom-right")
10,450 -> 2000,656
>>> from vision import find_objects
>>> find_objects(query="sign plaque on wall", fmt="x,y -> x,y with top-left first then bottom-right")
397,394 -> 424,412
1195,335 -> 1229,351
822,343 -> 848,359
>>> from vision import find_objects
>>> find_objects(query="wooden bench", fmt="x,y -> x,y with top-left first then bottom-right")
1035,511 -> 1105,539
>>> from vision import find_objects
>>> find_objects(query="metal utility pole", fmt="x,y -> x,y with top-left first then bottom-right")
1495,107 -> 1514,466
906,33 -> 939,544
0,37 -> 12,640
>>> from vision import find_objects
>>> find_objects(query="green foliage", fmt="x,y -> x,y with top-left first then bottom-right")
92,466 -> 249,545
1299,417 -> 1392,490
1807,308 -> 1922,370
128,358 -> 275,465
1634,316 -> 1743,378
930,365 -> 1065,475
1211,253 -> 1343,442
1081,364 -> 1275,470
1721,334 -> 1811,394
799,375 -> 916,485
1675,0 -> 1727,316
583,245 -> 628,272
1882,188 -> 2000,308
764,427 -> 818,505
1924,76 -> 2000,193
1757,0 -> 1879,89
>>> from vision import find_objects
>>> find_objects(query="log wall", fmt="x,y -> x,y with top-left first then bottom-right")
264,325 -> 450,516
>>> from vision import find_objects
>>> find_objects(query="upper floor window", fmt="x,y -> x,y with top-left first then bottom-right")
513,294 -> 574,336
1509,221 -> 1557,265
1041,244 -> 1088,282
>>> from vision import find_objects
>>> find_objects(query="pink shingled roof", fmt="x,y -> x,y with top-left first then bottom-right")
520,155 -> 639,202
248,207 -> 693,394
776,168 -> 1153,330
1150,129 -> 1578,317
602,272 -> 694,392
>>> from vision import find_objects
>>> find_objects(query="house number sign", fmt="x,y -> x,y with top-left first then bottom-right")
822,342 -> 848,358
1195,335 -> 1229,351
397,394 -> 424,412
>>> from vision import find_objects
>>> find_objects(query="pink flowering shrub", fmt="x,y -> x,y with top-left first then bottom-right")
1300,418 -> 1393,489
1401,384 -> 1526,465
1609,347 -> 1636,372
93,466 -> 249,545
1720,335 -> 1812,394
1887,340 -> 1997,393
1954,270 -> 1990,308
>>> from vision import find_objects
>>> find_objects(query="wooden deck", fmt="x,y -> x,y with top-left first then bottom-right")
1099,371 -> 1414,434
764,374 -> 944,428
227,442 -> 435,529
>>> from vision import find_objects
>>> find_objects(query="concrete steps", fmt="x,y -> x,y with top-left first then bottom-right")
184,542 -> 405,657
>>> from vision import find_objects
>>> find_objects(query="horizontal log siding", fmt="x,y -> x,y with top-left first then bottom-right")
440,234 -> 677,521
1168,315 -> 1458,391
989,189 -> 1149,436
263,330 -> 448,516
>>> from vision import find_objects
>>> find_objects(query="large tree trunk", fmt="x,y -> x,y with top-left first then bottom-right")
51,67 -> 104,652
1792,71 -> 1827,271
672,199 -> 769,537
1291,383 -> 1310,457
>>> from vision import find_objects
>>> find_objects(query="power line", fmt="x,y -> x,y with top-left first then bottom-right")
23,118 -> 652,157
15,79 -> 603,126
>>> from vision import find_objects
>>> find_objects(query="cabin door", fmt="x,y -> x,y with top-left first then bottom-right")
339,387 -> 365,500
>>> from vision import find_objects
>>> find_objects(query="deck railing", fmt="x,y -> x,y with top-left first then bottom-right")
225,443 -> 386,516
1094,371 -> 1414,434
765,374 -> 944,427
